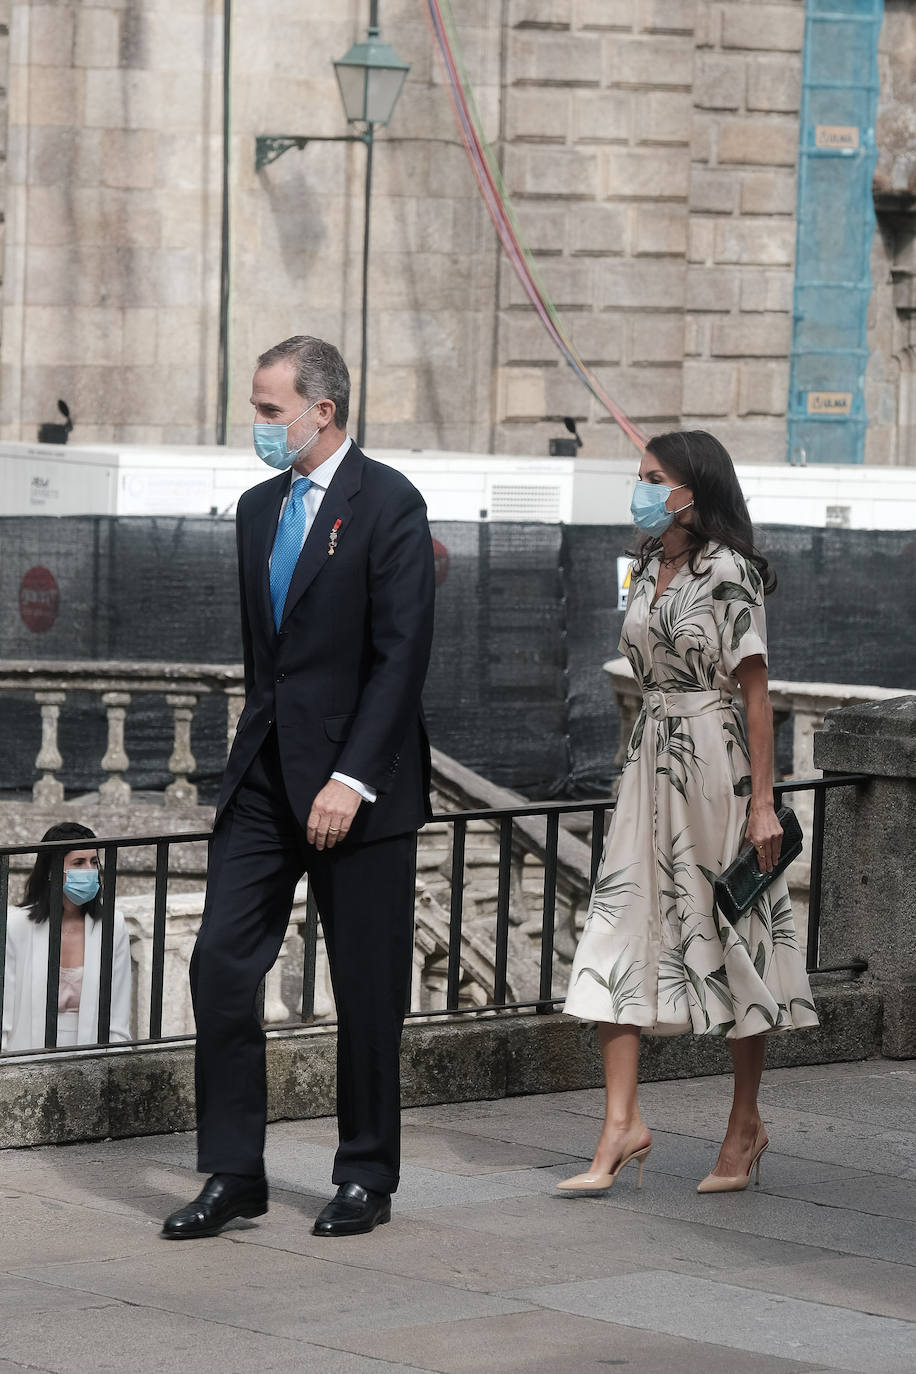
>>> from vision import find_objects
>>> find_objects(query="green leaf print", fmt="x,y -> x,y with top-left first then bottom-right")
712,581 -> 756,605
681,923 -> 714,957
659,645 -> 718,693
576,946 -> 646,1021
745,561 -> 763,594
658,830 -> 695,904
704,965 -> 734,1013
649,572 -> 713,660
626,710 -> 646,765
708,1020 -> 737,1038
659,950 -> 689,1013
769,892 -> 799,948
629,574 -> 650,611
656,765 -> 687,799
657,721 -> 709,800
684,963 -> 710,1029
589,864 -> 640,928
789,996 -> 816,1014
744,1002 -> 779,1029
725,737 -> 754,797
722,715 -> 748,747
698,863 -> 720,891
731,606 -> 752,652
753,942 -> 767,978
627,642 -> 647,685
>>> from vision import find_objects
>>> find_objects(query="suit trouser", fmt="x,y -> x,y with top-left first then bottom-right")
190,731 -> 415,1193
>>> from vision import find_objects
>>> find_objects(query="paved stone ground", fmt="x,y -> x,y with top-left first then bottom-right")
1,1058 -> 914,1373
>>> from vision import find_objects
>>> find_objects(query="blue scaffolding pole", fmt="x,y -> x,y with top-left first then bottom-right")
787,0 -> 883,465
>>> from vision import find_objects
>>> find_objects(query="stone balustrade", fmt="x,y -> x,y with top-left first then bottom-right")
0,660 -> 245,808
0,663 -> 605,1043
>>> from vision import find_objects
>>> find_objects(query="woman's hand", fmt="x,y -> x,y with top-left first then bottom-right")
745,804 -> 783,874
735,656 -> 781,875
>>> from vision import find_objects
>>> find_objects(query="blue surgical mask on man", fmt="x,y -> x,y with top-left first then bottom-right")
630,480 -> 693,535
63,869 -> 100,906
253,402 -> 320,471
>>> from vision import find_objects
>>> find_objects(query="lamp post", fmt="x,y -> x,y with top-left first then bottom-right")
251,7 -> 409,449
334,8 -> 410,447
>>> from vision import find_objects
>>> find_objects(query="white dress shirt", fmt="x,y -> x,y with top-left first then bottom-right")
274,435 -> 376,806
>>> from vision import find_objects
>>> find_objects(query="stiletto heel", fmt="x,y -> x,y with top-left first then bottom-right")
696,1134 -> 768,1194
557,1143 -> 652,1194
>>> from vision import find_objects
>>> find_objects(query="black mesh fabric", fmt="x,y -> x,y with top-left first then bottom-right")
1,516 -> 914,801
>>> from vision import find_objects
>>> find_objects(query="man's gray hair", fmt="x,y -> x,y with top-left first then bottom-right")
257,336 -> 350,428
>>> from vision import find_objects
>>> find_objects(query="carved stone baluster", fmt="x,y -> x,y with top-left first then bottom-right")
33,690 -> 65,805
165,694 -> 198,806
99,691 -> 132,805
226,689 -> 244,756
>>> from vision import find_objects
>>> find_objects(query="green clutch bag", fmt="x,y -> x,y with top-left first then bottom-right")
713,806 -> 804,923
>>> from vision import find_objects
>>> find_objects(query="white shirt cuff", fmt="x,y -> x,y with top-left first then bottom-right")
331,771 -> 377,804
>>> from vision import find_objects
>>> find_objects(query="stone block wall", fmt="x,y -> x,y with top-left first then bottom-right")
2,1 -> 225,446
495,0 -> 693,458
682,0 -> 802,464
0,0 -> 909,464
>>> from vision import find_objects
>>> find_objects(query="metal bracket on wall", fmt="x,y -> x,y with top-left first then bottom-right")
255,132 -> 368,172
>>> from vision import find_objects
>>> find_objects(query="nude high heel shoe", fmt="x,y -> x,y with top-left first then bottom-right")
557,1143 -> 652,1194
696,1134 -> 768,1194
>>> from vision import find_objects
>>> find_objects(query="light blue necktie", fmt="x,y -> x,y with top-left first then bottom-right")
269,477 -> 311,630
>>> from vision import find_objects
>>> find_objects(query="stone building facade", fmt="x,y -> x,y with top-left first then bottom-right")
0,0 -> 912,463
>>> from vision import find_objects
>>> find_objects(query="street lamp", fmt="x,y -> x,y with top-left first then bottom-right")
251,8 -> 409,449
334,16 -> 410,448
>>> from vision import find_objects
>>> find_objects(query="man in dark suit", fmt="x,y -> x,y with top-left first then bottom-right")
163,335 -> 435,1240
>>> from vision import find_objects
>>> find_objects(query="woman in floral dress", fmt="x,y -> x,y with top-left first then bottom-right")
561,431 -> 818,1195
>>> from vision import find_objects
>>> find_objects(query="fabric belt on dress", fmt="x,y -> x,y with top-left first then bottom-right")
642,688 -> 734,721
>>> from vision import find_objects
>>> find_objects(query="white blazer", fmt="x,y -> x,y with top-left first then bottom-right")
2,906 -> 132,1053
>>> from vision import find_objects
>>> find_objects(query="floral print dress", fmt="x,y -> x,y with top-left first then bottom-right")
564,543 -> 818,1039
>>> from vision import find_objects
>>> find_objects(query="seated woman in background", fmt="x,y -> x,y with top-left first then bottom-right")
2,822 -> 132,1052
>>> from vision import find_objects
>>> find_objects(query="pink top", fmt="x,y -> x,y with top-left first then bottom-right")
58,966 -> 83,1014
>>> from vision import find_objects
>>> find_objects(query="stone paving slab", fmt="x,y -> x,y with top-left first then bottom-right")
331,1308 -> 828,1374
0,1302 -> 427,1374
0,1058 -> 913,1374
509,1271 -> 916,1374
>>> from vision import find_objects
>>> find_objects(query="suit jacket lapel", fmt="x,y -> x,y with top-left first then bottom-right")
248,472 -> 289,631
280,444 -> 364,628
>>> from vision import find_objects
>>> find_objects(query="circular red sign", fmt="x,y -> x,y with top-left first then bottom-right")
432,538 -> 449,587
19,566 -> 60,633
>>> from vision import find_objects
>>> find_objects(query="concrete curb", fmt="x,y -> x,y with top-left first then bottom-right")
0,979 -> 882,1150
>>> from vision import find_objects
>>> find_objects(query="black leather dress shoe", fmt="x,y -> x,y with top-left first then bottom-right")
312,1182 -> 391,1237
161,1174 -> 268,1239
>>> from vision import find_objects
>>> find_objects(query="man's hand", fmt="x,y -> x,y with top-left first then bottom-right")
307,779 -> 362,850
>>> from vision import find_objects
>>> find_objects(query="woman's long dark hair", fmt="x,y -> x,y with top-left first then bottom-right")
633,430 -> 776,593
24,822 -> 102,924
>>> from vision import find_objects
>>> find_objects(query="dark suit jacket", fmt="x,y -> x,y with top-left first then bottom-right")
216,441 -> 436,844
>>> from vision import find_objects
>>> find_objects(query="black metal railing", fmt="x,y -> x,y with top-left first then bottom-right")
0,776 -> 867,1055
773,773 -> 869,976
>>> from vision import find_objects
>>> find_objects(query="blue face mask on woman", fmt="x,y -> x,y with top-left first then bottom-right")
63,869 -> 100,906
253,402 -> 320,471
630,480 -> 693,535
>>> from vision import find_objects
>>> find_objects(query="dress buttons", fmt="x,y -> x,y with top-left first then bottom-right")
276,672 -> 286,683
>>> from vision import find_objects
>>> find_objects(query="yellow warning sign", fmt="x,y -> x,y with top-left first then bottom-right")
617,557 -> 632,612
